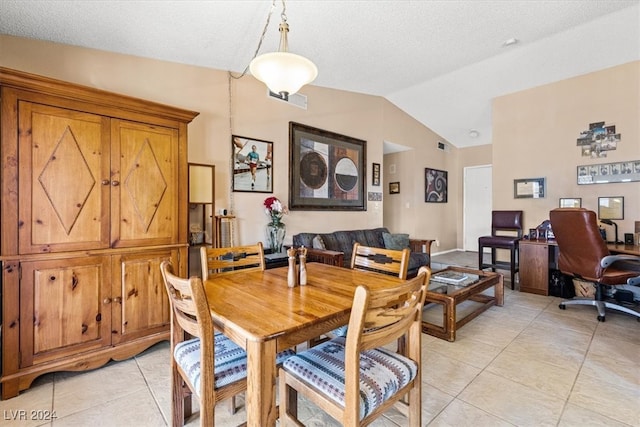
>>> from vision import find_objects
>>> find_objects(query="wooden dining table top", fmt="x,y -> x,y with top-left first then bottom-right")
203,262 -> 405,342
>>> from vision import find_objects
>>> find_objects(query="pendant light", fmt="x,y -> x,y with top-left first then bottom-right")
249,0 -> 317,99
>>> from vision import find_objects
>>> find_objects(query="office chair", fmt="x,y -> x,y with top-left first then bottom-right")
549,208 -> 640,322
478,210 -> 523,288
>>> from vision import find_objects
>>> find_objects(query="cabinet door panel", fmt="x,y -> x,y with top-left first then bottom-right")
20,256 -> 112,366
519,242 -> 549,295
111,249 -> 173,344
111,120 -> 179,247
18,102 -> 111,254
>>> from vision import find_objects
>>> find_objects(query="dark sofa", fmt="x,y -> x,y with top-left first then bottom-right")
292,227 -> 433,277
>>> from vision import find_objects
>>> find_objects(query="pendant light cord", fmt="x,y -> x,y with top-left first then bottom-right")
229,0 -> 280,80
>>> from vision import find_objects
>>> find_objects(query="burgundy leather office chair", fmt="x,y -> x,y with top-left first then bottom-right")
549,208 -> 640,322
478,210 -> 523,288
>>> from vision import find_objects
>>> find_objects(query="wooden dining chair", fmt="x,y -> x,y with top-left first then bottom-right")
200,242 -> 265,413
322,243 -> 411,341
350,242 -> 410,279
200,242 -> 265,279
279,266 -> 430,426
161,261 -> 292,426
160,260 -> 248,426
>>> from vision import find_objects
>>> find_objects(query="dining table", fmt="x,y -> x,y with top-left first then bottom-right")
203,262 -> 406,427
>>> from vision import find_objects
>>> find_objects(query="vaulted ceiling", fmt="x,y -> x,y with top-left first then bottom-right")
1,0 -> 638,149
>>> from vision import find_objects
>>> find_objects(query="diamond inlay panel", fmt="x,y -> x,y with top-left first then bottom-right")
38,126 -> 96,234
124,139 -> 167,232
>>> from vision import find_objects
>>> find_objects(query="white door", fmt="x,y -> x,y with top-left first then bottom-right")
464,165 -> 492,251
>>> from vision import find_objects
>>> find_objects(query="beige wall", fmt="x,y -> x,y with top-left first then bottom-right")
0,35 -> 452,247
4,35 -> 636,250
493,61 -> 640,239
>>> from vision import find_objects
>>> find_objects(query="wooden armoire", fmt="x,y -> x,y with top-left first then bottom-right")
0,68 -> 198,399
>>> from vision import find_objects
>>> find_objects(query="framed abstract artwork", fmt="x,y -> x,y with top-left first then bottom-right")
389,182 -> 400,194
289,122 -> 366,210
425,168 -> 448,203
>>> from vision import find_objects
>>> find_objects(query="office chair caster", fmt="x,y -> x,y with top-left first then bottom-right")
559,303 -> 565,310
597,315 -> 605,322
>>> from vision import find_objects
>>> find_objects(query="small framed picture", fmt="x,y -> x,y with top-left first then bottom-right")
389,182 -> 400,194
598,196 -> 624,220
528,228 -> 538,240
559,198 -> 582,208
538,229 -> 547,240
372,162 -> 380,186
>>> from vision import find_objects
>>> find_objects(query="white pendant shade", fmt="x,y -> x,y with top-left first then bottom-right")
250,51 -> 318,96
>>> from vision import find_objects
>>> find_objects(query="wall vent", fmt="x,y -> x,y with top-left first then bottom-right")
437,141 -> 451,152
268,90 -> 308,109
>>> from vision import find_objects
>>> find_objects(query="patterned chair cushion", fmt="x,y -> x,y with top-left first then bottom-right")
331,325 -> 348,337
174,334 -> 295,397
282,336 -> 418,420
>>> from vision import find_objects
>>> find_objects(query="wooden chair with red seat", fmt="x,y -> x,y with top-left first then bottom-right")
278,266 -> 431,426
549,208 -> 640,322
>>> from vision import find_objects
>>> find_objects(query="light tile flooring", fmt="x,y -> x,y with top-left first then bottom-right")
1,251 -> 638,426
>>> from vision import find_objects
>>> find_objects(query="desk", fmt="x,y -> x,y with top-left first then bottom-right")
518,239 -> 640,295
607,243 -> 640,256
203,263 -> 404,427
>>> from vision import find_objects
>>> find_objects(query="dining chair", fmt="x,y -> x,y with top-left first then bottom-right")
160,260 -> 247,426
200,242 -> 268,414
279,266 -> 430,426
324,243 -> 411,340
160,261 -> 295,426
200,242 -> 265,279
350,242 -> 410,279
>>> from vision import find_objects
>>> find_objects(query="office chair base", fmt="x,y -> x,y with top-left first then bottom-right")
559,299 -> 640,322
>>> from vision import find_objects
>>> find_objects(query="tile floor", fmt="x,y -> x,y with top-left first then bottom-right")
1,251 -> 638,426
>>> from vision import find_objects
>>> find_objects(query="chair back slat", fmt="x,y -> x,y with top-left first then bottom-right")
346,266 -> 430,353
160,261 -> 214,346
350,243 -> 410,279
201,243 -> 265,279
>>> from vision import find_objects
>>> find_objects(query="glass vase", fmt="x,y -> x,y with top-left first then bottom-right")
266,219 -> 286,253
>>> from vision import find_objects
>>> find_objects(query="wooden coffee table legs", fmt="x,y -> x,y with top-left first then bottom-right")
422,272 -> 503,341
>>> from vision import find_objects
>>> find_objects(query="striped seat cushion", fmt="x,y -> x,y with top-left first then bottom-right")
174,333 -> 295,396
282,336 -> 417,420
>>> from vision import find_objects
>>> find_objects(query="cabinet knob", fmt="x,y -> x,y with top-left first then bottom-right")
102,179 -> 110,185
111,180 -> 120,186
113,296 -> 122,304
103,298 -> 112,304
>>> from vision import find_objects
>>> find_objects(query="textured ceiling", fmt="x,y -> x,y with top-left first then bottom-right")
1,0 -> 638,149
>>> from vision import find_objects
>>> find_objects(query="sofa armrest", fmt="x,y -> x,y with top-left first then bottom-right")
409,239 -> 434,257
305,248 -> 345,267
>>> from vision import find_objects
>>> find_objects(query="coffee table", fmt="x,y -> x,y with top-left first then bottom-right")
422,266 -> 503,341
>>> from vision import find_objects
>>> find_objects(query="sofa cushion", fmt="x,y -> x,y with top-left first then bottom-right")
382,232 -> 410,250
293,232 -> 318,248
291,227 -> 434,273
312,235 -> 326,250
